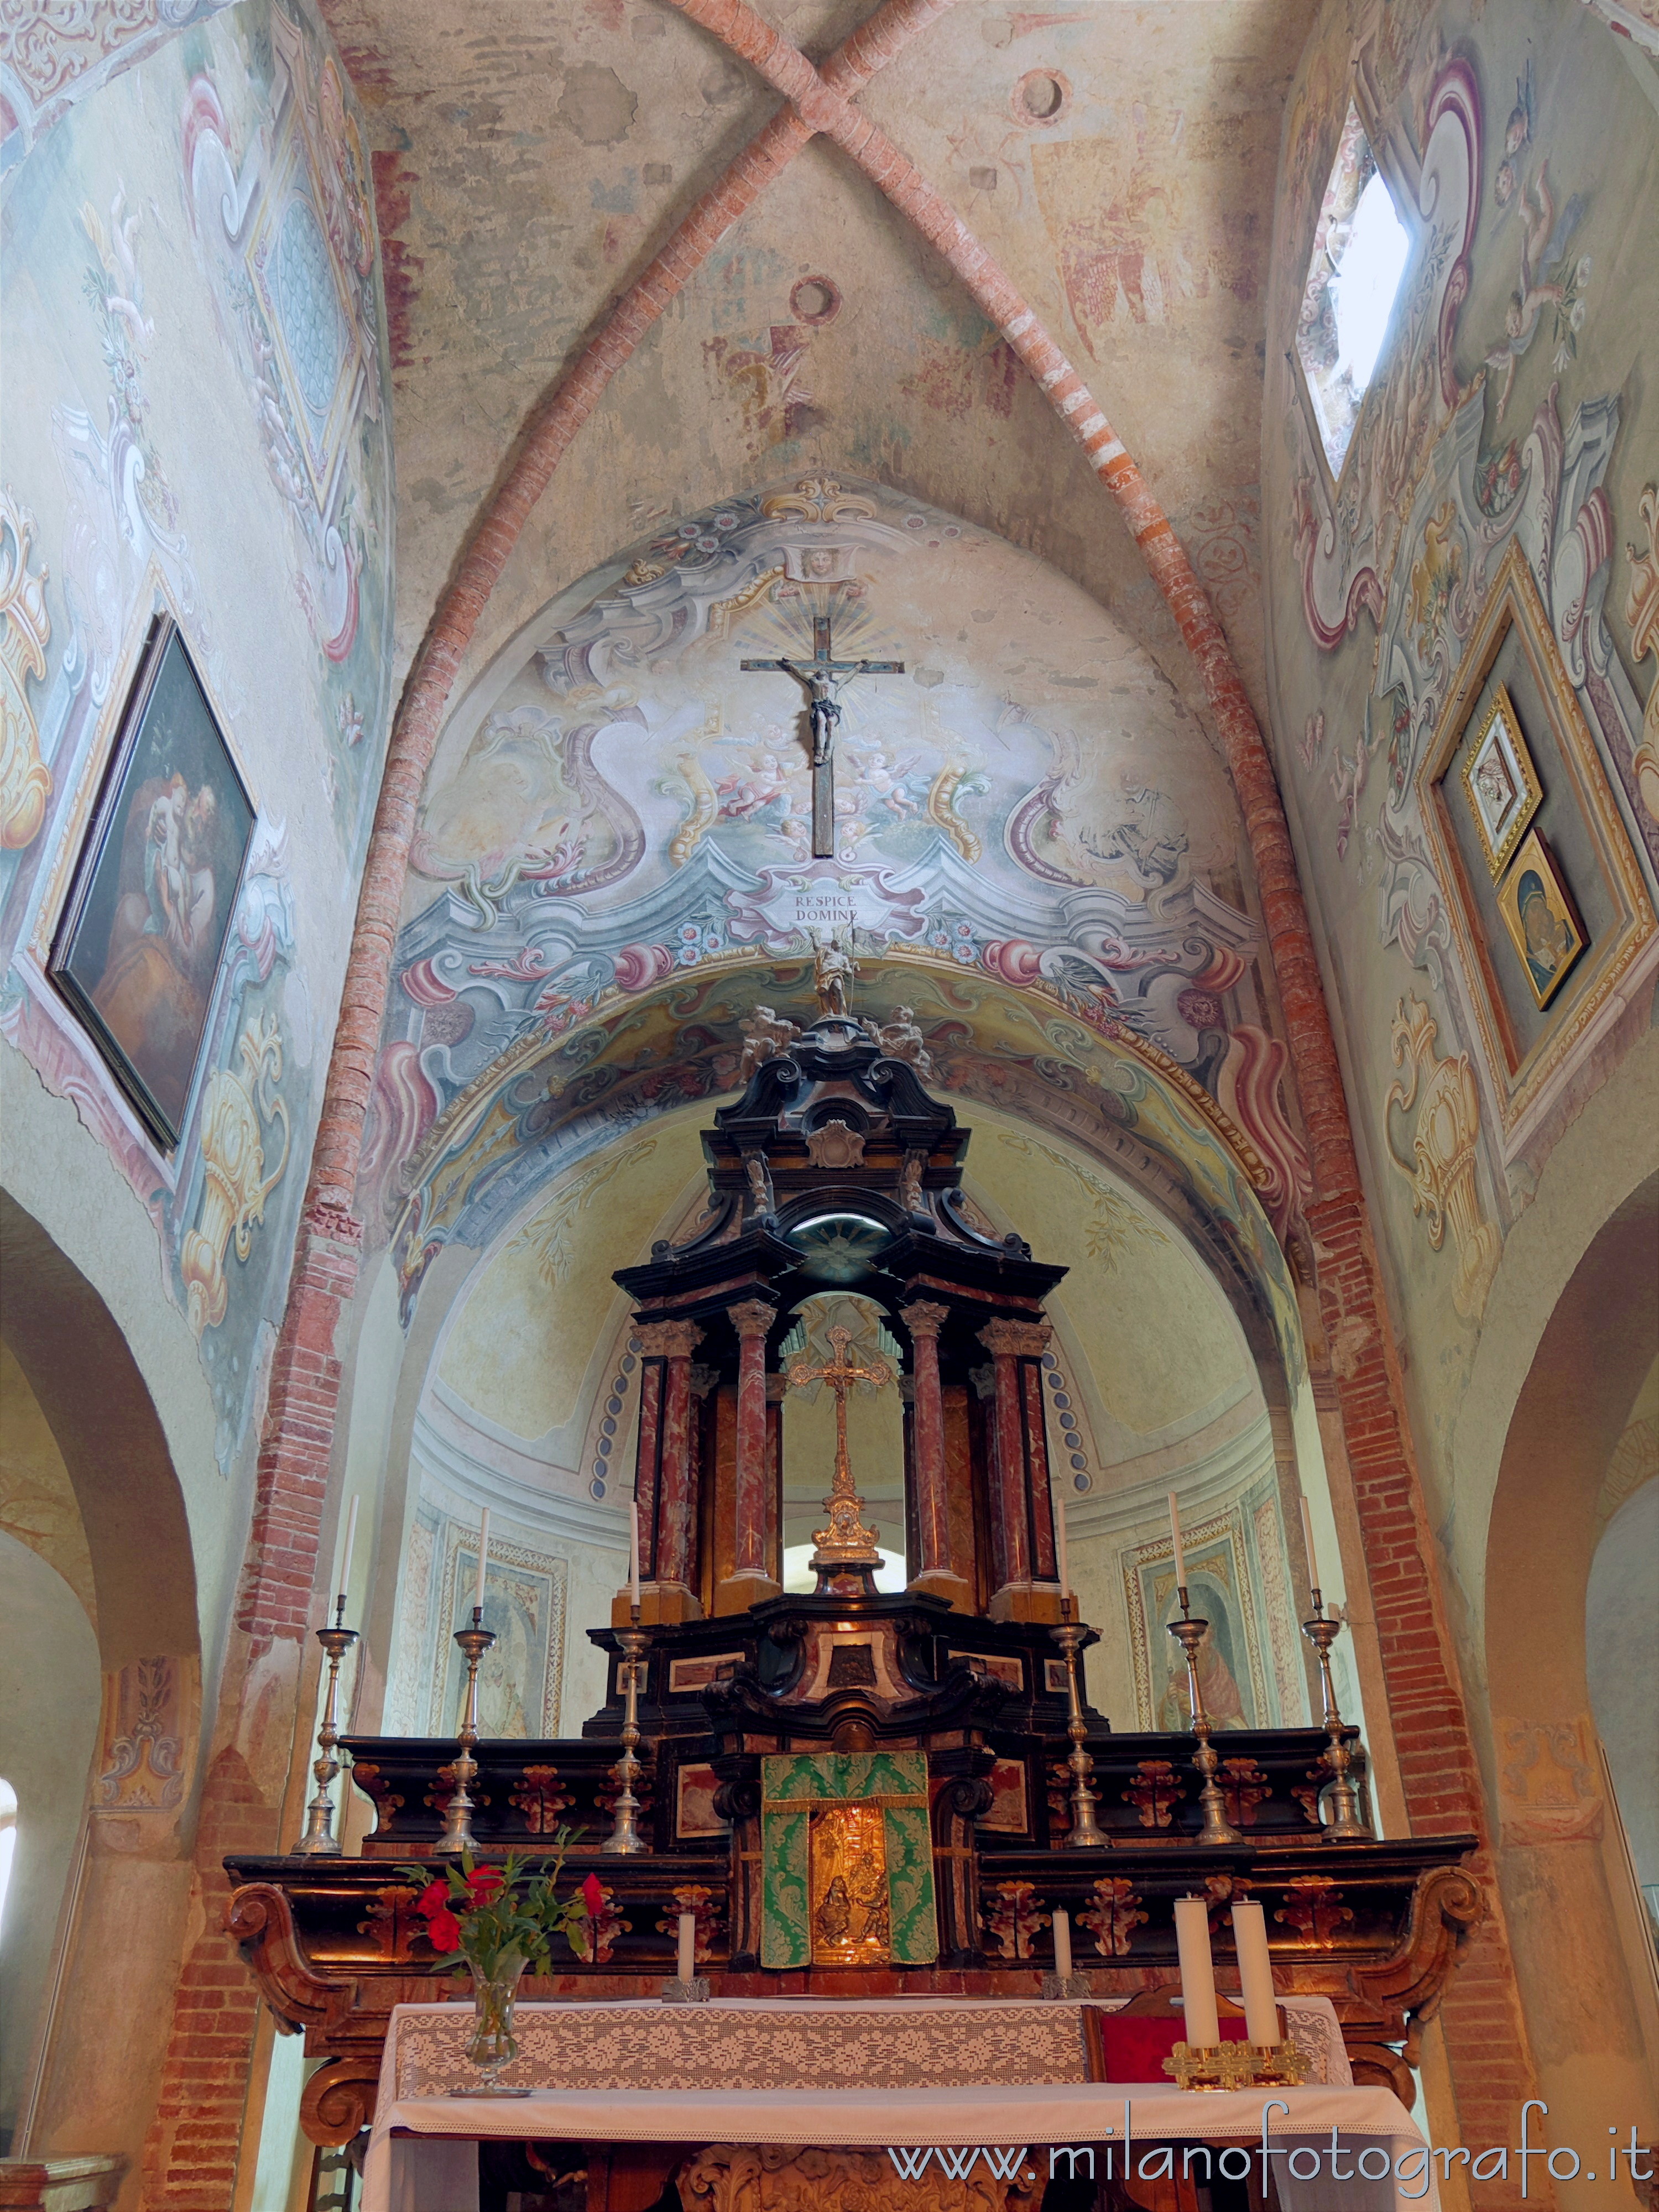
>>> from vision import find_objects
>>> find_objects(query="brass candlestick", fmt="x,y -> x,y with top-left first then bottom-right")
1167,1594 -> 1244,1846
293,1600 -> 358,1856
1301,1594 -> 1371,1841
434,1608 -> 495,1856
599,1618 -> 649,1855
1053,1611 -> 1108,1849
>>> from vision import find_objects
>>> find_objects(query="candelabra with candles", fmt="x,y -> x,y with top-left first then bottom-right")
599,1609 -> 649,1855
435,1603 -> 495,1856
1166,1593 -> 1245,1847
1052,1600 -> 1108,1850
293,1598 -> 358,1855
1302,1589 -> 1372,1841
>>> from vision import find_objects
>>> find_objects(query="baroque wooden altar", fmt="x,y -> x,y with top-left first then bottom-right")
225,1013 -> 1481,2147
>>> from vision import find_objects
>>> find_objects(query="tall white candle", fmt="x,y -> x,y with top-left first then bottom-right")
1167,1491 -> 1187,1590
1232,1900 -> 1280,2047
1173,1895 -> 1220,2048
1053,1483 -> 1072,1602
337,1495 -> 359,1605
677,1911 -> 696,1982
1052,1907 -> 1072,1981
473,1508 -> 490,1615
1298,1495 -> 1322,1595
629,1501 -> 641,1610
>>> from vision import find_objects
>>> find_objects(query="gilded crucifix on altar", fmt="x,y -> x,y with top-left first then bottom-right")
786,1322 -> 890,1577
741,613 -> 904,858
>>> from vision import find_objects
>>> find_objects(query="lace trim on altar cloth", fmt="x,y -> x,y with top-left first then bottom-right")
388,1997 -> 1349,2100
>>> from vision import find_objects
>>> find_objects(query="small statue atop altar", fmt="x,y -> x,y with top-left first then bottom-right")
808,927 -> 858,1018
865,1004 -> 932,1078
738,1005 -> 800,1078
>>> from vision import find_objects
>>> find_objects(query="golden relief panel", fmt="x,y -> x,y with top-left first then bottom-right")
810,1801 -> 891,1965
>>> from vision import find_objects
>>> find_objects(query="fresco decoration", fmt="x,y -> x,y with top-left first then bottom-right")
181,3 -> 393,841
371,956 -> 1305,1391
0,0 -> 241,171
0,0 -> 395,1474
432,1520 -> 568,1740
1383,993 -> 1501,1321
1121,1495 -> 1285,1734
373,476 -> 1313,1330
1288,59 -> 1480,653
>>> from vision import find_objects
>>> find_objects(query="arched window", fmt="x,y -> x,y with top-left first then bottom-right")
0,1777 -> 17,1941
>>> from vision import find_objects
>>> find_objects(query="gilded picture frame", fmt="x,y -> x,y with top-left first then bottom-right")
46,613 -> 255,1151
1461,685 -> 1542,878
1496,830 -> 1587,1010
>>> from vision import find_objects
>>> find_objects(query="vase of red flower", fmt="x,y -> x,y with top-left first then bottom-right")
405,1841 -> 588,2096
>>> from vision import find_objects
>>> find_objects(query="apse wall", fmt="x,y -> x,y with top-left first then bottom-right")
1261,0 -> 1659,2154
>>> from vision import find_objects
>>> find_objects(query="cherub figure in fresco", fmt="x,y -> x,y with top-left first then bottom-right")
1484,159 -> 1578,424
859,749 -> 923,820
1493,61 -> 1535,211
716,747 -> 791,821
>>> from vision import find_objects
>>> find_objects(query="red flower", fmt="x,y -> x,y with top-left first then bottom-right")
426,1907 -> 463,1954
415,1879 -> 453,1918
467,1866 -> 505,1900
581,1874 -> 604,1919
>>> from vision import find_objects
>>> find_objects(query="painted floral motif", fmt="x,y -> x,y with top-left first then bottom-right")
1076,1877 -> 1147,1958
1276,1876 -> 1354,1950
1122,1759 -> 1183,1829
657,1884 -> 723,1964
980,1880 -> 1050,1961
1217,1757 -> 1272,1830
509,1765 -> 574,1835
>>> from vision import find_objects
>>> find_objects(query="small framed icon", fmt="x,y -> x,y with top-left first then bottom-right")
1496,829 -> 1587,1010
1461,686 -> 1542,878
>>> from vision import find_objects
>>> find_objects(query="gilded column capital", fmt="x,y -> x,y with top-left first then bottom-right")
977,1317 -> 1052,1359
727,1299 -> 777,1340
635,1319 -> 706,1360
900,1300 -> 950,1340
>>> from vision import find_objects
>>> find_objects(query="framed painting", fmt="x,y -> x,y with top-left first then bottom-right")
1460,686 -> 1541,878
1497,830 -> 1587,1010
47,615 -> 254,1150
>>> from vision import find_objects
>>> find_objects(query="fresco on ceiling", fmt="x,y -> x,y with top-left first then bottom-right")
1269,0 -> 1658,1343
373,476 -> 1313,1326
0,0 -> 394,1470
0,0 -> 242,171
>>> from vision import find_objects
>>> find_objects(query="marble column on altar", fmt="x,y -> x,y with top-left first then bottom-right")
624,1318 -> 706,1622
977,1317 -> 1062,1622
718,1298 -> 781,1614
902,1301 -> 972,1610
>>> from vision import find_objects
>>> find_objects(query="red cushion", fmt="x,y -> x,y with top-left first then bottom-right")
1097,2008 -> 1250,2081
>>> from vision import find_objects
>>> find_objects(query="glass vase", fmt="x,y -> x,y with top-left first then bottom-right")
462,1953 -> 530,2096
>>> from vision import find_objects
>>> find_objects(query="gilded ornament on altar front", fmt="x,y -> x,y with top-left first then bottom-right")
810,1801 -> 891,1964
0,488 -> 53,852
181,1013 -> 291,1336
1384,994 -> 1500,1319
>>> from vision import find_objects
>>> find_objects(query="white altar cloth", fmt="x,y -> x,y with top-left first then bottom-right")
363,1998 -> 1436,2212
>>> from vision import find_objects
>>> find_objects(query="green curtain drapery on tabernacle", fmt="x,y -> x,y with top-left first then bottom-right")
759,1750 -> 938,1969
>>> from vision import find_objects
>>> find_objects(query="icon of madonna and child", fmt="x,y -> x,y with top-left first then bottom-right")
50,620 -> 255,1148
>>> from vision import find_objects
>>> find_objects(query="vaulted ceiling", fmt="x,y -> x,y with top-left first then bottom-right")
317,0 -> 1317,719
